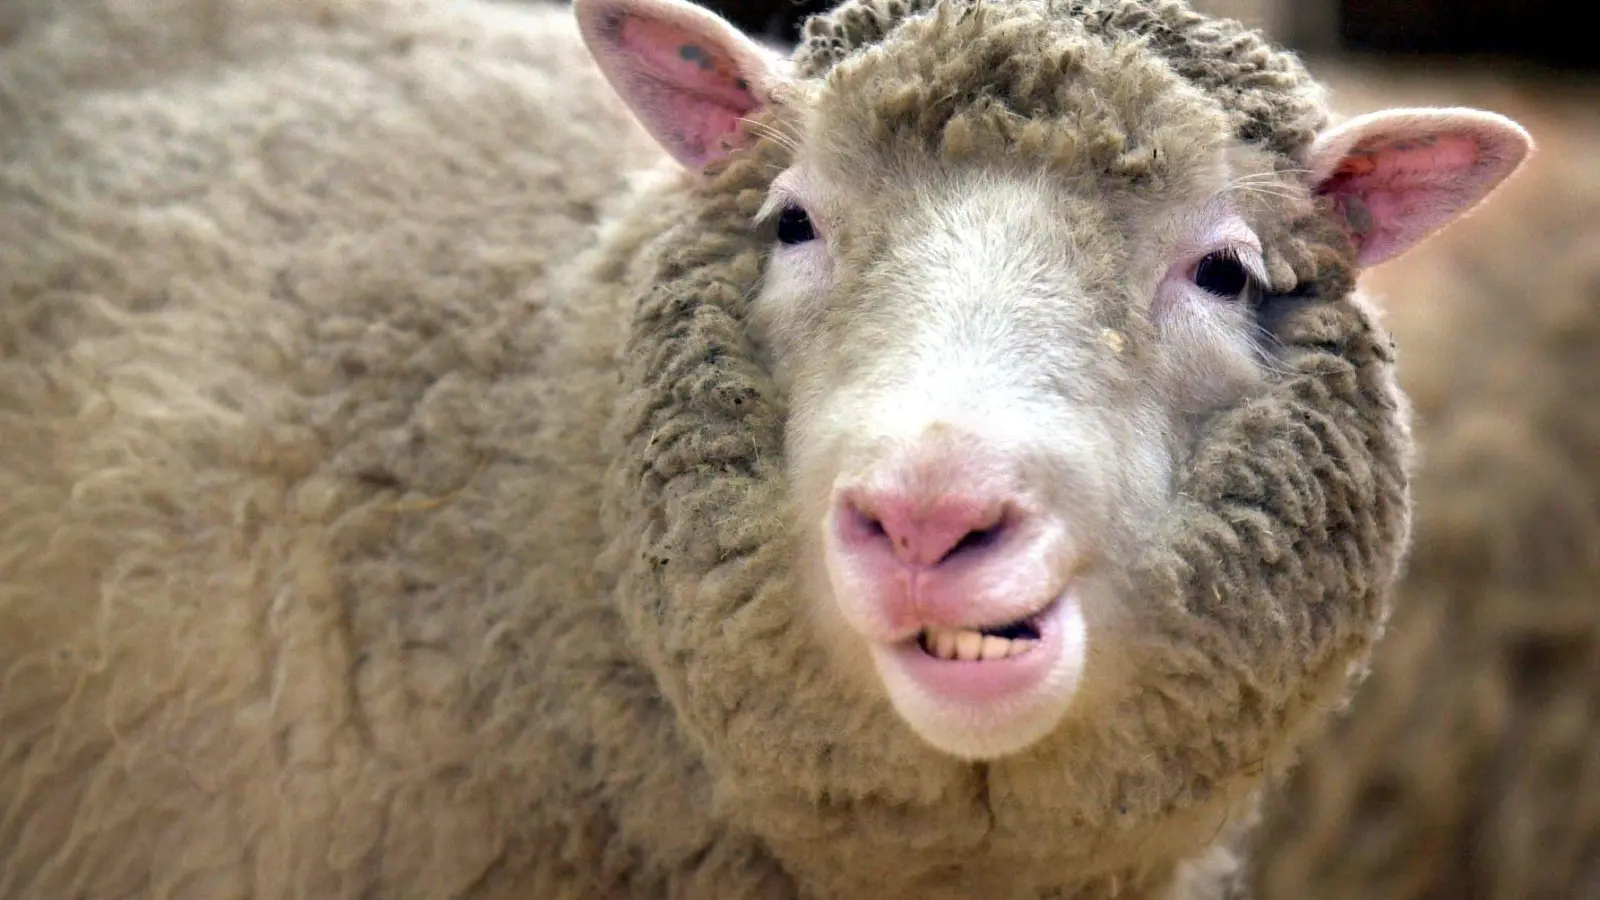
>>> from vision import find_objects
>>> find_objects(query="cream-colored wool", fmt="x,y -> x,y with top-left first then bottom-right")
0,0 -> 1453,897
1249,65 -> 1600,900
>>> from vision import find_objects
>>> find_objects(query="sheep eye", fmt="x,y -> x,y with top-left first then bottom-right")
776,205 -> 817,245
1193,251 -> 1250,298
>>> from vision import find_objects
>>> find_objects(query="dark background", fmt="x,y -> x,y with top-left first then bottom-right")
677,0 -> 1593,72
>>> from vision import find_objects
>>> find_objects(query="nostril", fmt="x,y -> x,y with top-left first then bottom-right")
840,496 -> 889,543
946,519 -> 1006,561
835,488 -> 1013,568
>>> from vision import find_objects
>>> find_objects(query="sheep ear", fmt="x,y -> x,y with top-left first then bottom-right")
574,0 -> 787,172
1305,108 -> 1533,268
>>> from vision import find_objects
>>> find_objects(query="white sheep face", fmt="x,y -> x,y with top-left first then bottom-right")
753,164 -> 1271,759
574,0 -> 1533,761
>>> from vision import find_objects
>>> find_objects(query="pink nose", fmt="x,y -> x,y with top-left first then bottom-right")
835,487 -> 1012,568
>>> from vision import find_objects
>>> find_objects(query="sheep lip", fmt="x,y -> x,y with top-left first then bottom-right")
880,593 -> 1073,705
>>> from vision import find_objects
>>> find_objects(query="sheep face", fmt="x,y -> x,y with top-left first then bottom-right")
752,98 -> 1282,761
579,0 -> 1530,765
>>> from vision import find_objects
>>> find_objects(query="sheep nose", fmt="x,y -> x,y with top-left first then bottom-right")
835,486 -> 1012,569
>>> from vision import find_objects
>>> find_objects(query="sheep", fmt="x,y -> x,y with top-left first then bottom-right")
0,0 -> 1532,897
1248,62 -> 1600,900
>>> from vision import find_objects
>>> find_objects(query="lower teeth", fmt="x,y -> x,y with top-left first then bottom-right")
919,627 -> 1039,662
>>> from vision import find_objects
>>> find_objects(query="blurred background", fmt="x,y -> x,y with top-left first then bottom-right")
695,0 -> 1594,71
662,2 -> 1600,898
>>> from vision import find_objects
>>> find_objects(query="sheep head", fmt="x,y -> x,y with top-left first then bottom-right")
578,0 -> 1530,890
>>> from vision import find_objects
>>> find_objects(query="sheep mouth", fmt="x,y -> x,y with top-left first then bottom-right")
915,613 -> 1045,662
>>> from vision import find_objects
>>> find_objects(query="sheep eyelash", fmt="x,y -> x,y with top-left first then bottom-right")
753,193 -> 793,228
1172,194 -> 1271,286
1210,245 -> 1267,287
753,171 -> 801,224
753,170 -> 830,233
1199,243 -> 1270,291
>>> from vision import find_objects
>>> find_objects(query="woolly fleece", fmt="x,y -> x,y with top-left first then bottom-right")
2,0 -> 1410,897
1250,65 -> 1600,900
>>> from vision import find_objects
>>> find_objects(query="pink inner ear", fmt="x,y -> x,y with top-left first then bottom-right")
607,15 -> 762,170
1316,131 -> 1504,268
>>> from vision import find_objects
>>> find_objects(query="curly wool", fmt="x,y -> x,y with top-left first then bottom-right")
792,0 -> 1329,158
1,0 -> 1411,898
1249,64 -> 1600,900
